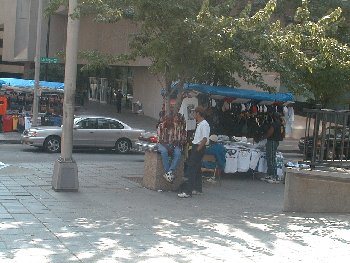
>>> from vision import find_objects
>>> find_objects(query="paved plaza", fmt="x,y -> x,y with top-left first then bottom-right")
0,102 -> 349,262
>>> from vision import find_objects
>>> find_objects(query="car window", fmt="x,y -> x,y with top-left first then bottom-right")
76,118 -> 97,129
97,118 -> 124,129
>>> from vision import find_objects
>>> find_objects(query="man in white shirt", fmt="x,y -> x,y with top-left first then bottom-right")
178,106 -> 210,198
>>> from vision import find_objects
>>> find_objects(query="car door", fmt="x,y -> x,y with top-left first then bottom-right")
94,118 -> 124,148
73,118 -> 97,147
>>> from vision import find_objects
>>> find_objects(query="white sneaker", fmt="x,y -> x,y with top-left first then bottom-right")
207,177 -> 216,183
266,178 -> 280,184
177,192 -> 191,198
192,190 -> 202,195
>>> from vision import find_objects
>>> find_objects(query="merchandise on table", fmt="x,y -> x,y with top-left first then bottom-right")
222,139 -> 284,178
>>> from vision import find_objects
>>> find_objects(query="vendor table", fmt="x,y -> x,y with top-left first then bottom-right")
223,142 -> 284,179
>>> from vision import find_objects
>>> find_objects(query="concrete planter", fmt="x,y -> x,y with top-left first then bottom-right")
143,151 -> 184,191
284,169 -> 350,213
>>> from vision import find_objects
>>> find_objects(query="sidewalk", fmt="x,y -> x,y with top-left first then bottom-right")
1,148 -> 349,262
0,103 -> 349,262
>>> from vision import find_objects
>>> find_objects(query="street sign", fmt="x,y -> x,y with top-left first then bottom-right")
40,57 -> 59,64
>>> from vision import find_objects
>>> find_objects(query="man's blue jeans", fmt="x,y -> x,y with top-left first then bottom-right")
157,144 -> 182,173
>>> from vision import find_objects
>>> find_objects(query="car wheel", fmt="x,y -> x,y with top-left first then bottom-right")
44,136 -> 61,153
115,138 -> 131,153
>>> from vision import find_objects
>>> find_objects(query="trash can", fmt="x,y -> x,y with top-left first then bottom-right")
0,96 -> 8,116
2,115 -> 13,132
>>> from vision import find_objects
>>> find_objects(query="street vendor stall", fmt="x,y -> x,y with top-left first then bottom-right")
182,83 -> 294,179
0,78 -> 64,132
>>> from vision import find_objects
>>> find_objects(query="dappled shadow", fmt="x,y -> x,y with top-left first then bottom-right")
1,161 -> 349,262
2,209 -> 349,262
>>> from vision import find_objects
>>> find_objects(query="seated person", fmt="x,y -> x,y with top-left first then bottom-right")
157,106 -> 187,183
202,135 -> 226,181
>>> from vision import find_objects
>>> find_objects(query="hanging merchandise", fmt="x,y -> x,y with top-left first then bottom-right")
179,96 -> 198,131
178,83 -> 294,180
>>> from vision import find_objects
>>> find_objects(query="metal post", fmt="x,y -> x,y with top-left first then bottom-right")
52,0 -> 80,191
32,0 -> 43,127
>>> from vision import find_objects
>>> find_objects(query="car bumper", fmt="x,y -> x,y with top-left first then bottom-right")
135,141 -> 158,152
21,135 -> 45,147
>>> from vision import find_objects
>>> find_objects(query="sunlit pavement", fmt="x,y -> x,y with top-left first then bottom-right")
0,102 -> 349,262
0,159 -> 349,262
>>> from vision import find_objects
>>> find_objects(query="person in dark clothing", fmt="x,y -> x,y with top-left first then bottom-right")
116,90 -> 123,113
178,106 -> 210,198
262,112 -> 283,184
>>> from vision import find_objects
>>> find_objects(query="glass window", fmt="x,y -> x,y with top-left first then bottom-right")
76,118 -> 97,129
97,118 -> 124,129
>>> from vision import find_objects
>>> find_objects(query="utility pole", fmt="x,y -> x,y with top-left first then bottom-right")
32,0 -> 43,127
52,0 -> 80,191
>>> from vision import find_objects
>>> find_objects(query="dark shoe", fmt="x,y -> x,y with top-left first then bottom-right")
260,176 -> 271,182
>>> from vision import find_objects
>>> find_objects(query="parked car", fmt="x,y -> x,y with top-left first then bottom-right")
135,131 -> 158,152
21,116 -> 145,153
298,126 -> 350,159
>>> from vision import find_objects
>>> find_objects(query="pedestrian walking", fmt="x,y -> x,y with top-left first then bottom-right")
178,106 -> 210,198
116,89 -> 123,113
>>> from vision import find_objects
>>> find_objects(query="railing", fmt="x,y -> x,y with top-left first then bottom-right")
303,108 -> 350,167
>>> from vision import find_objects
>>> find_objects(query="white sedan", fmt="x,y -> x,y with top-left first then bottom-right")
21,116 -> 145,153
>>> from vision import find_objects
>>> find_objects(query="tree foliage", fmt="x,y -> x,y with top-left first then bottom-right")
264,0 -> 350,106
46,0 -> 350,108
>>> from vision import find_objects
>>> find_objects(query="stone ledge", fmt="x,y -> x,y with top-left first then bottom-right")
283,169 -> 350,213
143,151 -> 184,191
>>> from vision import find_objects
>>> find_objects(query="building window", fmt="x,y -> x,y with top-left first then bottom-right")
0,39 -> 3,48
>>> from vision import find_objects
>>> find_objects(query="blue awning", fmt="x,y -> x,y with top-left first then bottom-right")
0,78 -> 64,91
184,83 -> 294,102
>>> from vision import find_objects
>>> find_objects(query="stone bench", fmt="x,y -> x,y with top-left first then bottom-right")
142,151 -> 184,191
283,169 -> 350,213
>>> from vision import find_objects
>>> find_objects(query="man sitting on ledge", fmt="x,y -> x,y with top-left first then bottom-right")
157,103 -> 187,183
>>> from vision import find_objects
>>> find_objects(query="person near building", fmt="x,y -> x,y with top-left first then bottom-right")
202,134 -> 226,183
157,104 -> 187,183
283,103 -> 295,138
178,106 -> 210,198
261,112 -> 284,184
116,89 -> 123,113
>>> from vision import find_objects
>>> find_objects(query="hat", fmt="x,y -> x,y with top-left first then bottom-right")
209,134 -> 218,142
